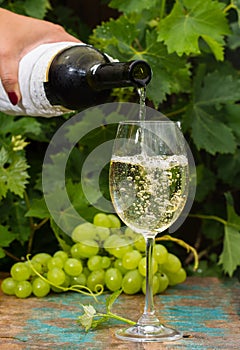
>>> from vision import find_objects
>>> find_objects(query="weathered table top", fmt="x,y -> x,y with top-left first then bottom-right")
0,276 -> 239,349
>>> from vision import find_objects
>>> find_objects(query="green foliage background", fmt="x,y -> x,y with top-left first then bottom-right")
1,0 -> 240,279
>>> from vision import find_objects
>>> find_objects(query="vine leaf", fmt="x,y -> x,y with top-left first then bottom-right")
218,193 -> 240,276
187,69 -> 240,155
78,289 -> 135,331
0,146 -> 29,199
24,0 -> 51,19
219,225 -> 240,277
158,0 -> 230,60
191,110 -> 235,155
106,289 -> 122,312
0,225 -> 18,258
78,305 -> 98,331
109,0 -> 159,14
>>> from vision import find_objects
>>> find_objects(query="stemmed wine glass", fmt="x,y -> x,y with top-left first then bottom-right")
109,120 -> 190,342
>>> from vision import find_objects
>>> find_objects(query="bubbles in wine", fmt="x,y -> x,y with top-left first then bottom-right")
109,154 -> 188,236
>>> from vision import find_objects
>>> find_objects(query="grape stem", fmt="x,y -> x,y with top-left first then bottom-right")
2,248 -> 21,262
24,191 -> 49,254
95,311 -> 135,325
156,234 -> 199,270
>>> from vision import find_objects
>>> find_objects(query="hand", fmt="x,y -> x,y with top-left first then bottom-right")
0,8 -> 81,105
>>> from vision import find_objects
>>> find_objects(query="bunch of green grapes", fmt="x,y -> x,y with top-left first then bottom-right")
1,213 -> 186,298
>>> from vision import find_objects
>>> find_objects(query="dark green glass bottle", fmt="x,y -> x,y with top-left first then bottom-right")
44,45 -> 152,110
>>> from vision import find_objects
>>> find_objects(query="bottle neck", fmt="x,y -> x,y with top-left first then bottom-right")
89,60 -> 152,90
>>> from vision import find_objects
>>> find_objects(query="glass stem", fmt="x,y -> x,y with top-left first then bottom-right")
138,236 -> 160,326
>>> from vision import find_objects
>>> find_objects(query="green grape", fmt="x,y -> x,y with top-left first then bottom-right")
134,235 -> 146,252
87,255 -> 102,271
113,259 -> 128,275
122,250 -> 142,270
156,272 -> 169,293
124,227 -> 136,239
71,222 -> 96,242
95,226 -> 110,241
32,277 -> 50,297
47,256 -> 64,270
138,256 -> 158,277
83,266 -> 90,278
53,250 -> 68,262
167,267 -> 187,286
71,273 -> 87,286
70,240 -> 99,259
122,269 -> 143,295
70,243 -> 82,259
153,244 -> 168,264
108,237 -> 133,258
87,269 -> 105,292
1,277 -> 17,295
15,281 -> 32,298
103,234 -> 119,250
107,214 -> 121,228
25,261 -> 43,276
64,258 -> 83,276
161,253 -> 182,273
101,256 -> 111,269
93,212 -> 111,228
142,274 -> 160,295
105,268 -> 122,292
10,262 -> 31,281
47,267 -> 66,286
31,253 -> 51,266
51,274 -> 71,293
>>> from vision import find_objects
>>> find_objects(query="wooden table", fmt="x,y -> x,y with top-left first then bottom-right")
0,276 -> 239,349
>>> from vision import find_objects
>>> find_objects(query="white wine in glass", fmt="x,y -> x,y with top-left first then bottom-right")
109,120 -> 190,342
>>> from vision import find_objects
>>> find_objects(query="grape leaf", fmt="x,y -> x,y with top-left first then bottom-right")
78,304 -> 97,331
24,0 -> 51,19
196,70 -> 240,108
0,147 -> 29,199
219,224 -> 240,276
144,31 -> 191,105
0,114 -> 42,137
158,0 -> 230,60
0,225 -> 18,259
25,198 -> 50,219
223,104 -> 240,142
191,109 -> 236,155
90,16 -> 140,56
218,193 -> 240,276
0,225 -> 18,247
216,150 -> 240,187
11,199 -> 31,244
106,289 -> 122,312
225,192 -> 240,227
109,0 -> 159,14
188,69 -> 240,154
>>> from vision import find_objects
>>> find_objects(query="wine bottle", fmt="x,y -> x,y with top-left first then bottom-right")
0,43 -> 152,117
44,45 -> 152,110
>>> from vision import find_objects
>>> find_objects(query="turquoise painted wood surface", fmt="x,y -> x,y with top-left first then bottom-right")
0,276 -> 239,349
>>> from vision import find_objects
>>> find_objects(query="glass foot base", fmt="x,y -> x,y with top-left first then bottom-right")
115,324 -> 182,342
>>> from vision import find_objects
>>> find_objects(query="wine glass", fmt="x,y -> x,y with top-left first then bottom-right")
109,120 -> 190,342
